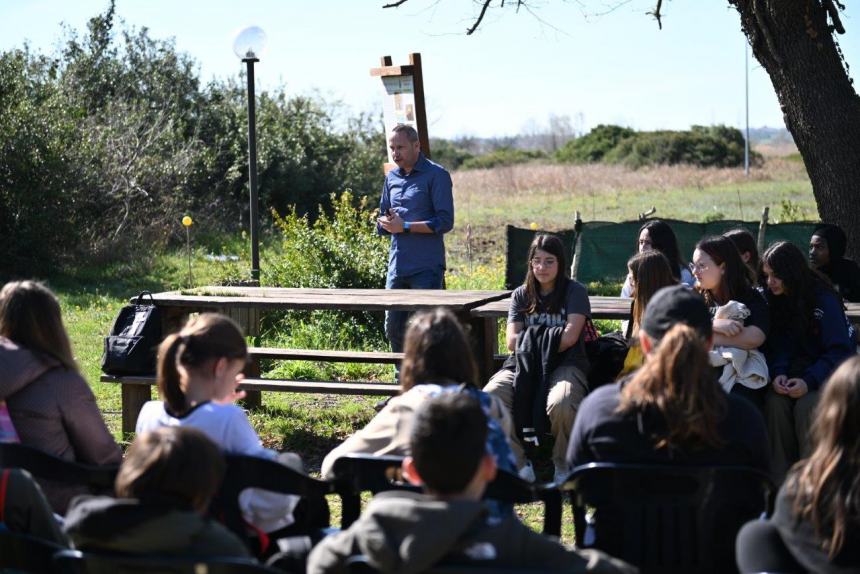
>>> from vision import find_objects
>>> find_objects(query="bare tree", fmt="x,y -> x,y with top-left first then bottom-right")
384,1 -> 860,255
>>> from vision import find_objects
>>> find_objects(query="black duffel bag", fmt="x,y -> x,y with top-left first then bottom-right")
101,291 -> 162,375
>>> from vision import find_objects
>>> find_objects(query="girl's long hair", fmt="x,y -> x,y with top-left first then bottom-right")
0,280 -> 77,372
524,234 -> 570,315
618,324 -> 726,450
763,241 -> 838,334
400,308 -> 477,392
695,235 -> 755,306
788,355 -> 860,558
723,228 -> 761,285
628,251 -> 678,334
156,313 -> 247,415
637,220 -> 685,282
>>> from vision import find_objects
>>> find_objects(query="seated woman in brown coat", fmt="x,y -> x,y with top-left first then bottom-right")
0,281 -> 121,513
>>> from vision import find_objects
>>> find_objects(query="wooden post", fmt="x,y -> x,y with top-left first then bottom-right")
371,53 -> 431,173
122,385 -> 151,436
757,206 -> 770,254
408,52 -> 430,159
571,211 -> 583,281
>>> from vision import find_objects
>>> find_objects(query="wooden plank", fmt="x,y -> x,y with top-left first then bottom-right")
249,347 -> 403,364
474,297 -> 860,322
369,64 -> 415,77
102,375 -> 399,395
138,288 -> 510,312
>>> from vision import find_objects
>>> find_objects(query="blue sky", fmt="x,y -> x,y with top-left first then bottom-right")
2,0 -> 858,138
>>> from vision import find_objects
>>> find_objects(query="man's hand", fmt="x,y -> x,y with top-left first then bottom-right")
377,209 -> 405,234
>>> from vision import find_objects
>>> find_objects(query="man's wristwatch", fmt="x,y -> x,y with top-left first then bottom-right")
403,221 -> 411,234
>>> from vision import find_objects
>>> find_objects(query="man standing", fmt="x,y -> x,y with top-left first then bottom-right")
377,124 -> 454,358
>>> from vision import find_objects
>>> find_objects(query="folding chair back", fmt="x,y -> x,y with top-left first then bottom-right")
563,463 -> 774,574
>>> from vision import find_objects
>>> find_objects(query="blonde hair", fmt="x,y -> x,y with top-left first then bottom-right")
0,281 -> 77,372
618,324 -> 726,450
789,356 -> 860,557
156,313 -> 247,415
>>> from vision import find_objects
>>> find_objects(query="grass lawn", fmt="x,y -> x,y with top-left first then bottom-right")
48,157 -> 811,541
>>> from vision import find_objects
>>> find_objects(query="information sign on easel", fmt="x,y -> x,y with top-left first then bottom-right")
370,53 -> 431,173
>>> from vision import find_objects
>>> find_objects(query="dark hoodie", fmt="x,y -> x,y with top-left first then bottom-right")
812,224 -> 860,302
63,495 -> 250,558
0,337 -> 121,513
306,490 -> 637,574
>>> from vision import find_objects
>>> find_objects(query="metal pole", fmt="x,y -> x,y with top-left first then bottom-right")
245,58 -> 261,282
744,42 -> 750,177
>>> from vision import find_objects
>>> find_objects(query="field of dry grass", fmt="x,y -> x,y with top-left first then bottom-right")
448,156 -> 814,267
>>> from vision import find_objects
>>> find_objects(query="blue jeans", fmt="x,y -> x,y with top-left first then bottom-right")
384,267 -> 445,355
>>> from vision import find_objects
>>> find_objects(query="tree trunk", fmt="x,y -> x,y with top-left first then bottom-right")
730,1 -> 860,256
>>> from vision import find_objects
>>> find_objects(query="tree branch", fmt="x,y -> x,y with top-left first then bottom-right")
466,0 -> 494,35
823,0 -> 846,34
647,0 -> 663,30
382,0 -> 408,8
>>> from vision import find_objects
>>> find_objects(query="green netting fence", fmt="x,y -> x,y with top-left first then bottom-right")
505,219 -> 820,288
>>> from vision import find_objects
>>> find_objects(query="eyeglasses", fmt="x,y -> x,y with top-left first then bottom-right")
688,262 -> 710,274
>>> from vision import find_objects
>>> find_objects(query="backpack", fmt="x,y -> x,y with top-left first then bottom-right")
101,291 -> 162,376
583,301 -> 634,391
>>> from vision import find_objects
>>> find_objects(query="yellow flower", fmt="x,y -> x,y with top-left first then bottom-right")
529,222 -> 538,230
182,215 -> 193,227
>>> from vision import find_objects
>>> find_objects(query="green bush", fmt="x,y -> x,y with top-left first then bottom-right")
0,2 -> 384,278
429,138 -> 474,171
555,124 -> 762,169
555,124 -> 635,164
263,192 -> 389,349
461,147 -> 546,170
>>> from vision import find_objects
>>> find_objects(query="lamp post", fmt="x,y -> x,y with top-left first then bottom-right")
233,26 -> 267,283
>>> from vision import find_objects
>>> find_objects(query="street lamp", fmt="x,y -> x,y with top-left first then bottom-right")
233,26 -> 267,283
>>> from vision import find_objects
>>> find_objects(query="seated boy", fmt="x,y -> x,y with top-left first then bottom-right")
307,393 -> 636,574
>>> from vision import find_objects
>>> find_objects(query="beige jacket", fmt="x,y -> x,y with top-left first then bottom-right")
321,384 -> 514,479
0,337 -> 122,513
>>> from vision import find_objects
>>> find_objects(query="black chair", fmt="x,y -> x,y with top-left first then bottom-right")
53,549 -> 284,574
0,529 -> 68,573
0,442 -> 118,490
330,453 -> 562,536
560,463 -> 776,574
345,554 -> 558,574
212,454 -> 338,551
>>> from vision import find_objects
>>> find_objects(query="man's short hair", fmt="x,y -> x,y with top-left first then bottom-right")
391,124 -> 419,143
410,392 -> 488,494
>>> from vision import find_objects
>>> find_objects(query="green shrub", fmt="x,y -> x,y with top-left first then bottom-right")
430,138 -> 474,171
461,147 -> 546,170
555,124 -> 635,164
263,192 -> 389,350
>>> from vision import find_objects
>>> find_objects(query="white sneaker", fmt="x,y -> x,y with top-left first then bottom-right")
518,461 -> 536,483
553,465 -> 570,485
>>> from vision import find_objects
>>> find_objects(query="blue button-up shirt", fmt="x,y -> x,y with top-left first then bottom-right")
378,153 -> 454,276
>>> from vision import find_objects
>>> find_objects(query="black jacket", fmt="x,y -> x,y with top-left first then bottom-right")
512,325 -> 565,443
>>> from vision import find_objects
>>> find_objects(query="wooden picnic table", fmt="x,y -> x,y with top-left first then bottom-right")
106,287 -> 510,433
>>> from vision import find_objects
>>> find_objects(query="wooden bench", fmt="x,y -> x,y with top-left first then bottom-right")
248,347 -> 402,364
103,373 -> 401,434
106,287 -> 511,434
